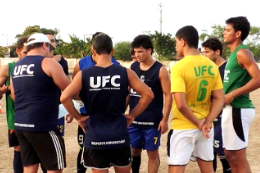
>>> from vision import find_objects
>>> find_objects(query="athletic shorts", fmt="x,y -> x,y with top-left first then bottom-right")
167,129 -> 214,165
15,130 -> 66,170
57,117 -> 65,136
222,105 -> 255,150
81,146 -> 131,169
213,124 -> 224,155
128,126 -> 161,151
8,129 -> 19,147
77,125 -> 85,150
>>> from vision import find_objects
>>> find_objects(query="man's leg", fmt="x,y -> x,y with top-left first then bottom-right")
23,163 -> 39,173
168,165 -> 185,173
114,165 -> 131,173
225,149 -> 251,173
197,158 -> 214,173
147,149 -> 159,173
131,148 -> 142,173
13,146 -> 23,173
218,154 -> 231,173
212,152 -> 217,172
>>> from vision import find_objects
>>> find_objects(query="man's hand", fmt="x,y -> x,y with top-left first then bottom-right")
158,118 -> 168,134
225,92 -> 235,105
196,119 -> 205,130
201,122 -> 212,139
65,114 -> 73,123
77,116 -> 89,133
124,114 -> 134,127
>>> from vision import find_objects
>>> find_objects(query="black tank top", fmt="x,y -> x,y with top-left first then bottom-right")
129,61 -> 163,129
12,56 -> 59,132
80,64 -> 130,149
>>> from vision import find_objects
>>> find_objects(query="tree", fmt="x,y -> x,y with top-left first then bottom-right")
11,25 -> 60,57
149,31 -> 176,61
16,25 -> 59,38
200,24 -> 230,59
55,35 -> 91,59
200,24 -> 260,60
0,47 -> 8,57
113,41 -> 132,61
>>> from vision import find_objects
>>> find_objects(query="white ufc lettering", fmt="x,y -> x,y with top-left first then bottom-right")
90,75 -> 120,88
13,64 -> 35,75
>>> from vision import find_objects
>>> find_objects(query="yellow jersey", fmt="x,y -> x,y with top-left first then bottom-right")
171,55 -> 223,130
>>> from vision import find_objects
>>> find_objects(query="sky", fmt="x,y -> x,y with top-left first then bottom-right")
0,0 -> 259,46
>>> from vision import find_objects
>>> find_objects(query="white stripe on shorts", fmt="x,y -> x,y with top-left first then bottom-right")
49,131 -> 65,169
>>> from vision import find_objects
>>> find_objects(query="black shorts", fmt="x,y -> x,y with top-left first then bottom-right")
8,129 -> 19,147
82,146 -> 132,169
77,125 -> 85,150
15,130 -> 66,170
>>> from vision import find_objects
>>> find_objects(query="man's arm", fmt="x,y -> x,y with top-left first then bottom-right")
0,65 -> 9,98
72,62 -> 80,79
173,92 -> 204,129
202,89 -> 224,138
225,49 -> 260,105
42,58 -> 70,91
125,68 -> 154,121
60,72 -> 87,130
158,66 -> 172,134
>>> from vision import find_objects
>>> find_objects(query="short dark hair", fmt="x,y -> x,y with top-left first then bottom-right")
202,38 -> 223,56
92,33 -> 113,55
226,16 -> 250,41
17,36 -> 29,50
130,48 -> 135,55
131,35 -> 154,54
175,25 -> 199,48
91,32 -> 103,43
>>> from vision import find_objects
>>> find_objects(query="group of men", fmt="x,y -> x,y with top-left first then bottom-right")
1,16 -> 259,173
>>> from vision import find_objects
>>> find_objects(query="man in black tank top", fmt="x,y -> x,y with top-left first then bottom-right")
129,35 -> 172,173
10,33 -> 70,173
61,33 -> 154,173
202,38 -> 231,173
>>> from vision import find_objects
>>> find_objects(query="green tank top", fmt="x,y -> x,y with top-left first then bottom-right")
223,44 -> 254,108
5,62 -> 15,129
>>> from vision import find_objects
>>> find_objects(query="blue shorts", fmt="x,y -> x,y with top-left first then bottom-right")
213,124 -> 224,155
57,117 -> 65,136
128,126 -> 160,151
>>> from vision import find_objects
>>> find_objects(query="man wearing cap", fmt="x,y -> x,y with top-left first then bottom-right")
10,33 -> 70,173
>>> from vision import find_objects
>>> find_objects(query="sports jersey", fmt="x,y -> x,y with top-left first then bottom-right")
12,56 -> 59,132
129,61 -> 163,129
213,62 -> 226,126
79,64 -> 130,149
78,55 -> 119,114
223,44 -> 254,108
171,55 -> 223,130
5,62 -> 15,130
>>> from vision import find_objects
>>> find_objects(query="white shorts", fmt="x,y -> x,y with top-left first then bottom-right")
167,129 -> 214,165
222,105 -> 255,150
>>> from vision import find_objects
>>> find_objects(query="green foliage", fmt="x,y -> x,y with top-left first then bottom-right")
0,47 -> 8,57
200,24 -> 230,59
200,24 -> 260,60
149,31 -> 176,61
55,35 -> 91,59
113,41 -> 132,61
16,25 -> 59,38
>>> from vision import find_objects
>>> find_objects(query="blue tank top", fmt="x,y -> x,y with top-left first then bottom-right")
12,56 -> 59,132
213,62 -> 227,126
129,61 -> 163,129
79,55 -> 119,115
80,64 -> 130,149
